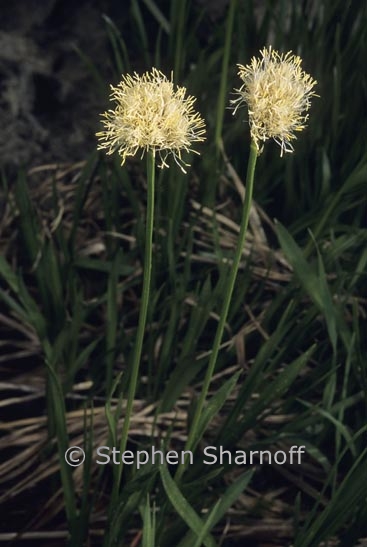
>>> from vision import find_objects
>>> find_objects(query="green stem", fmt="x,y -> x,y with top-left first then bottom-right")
215,0 -> 237,150
176,141 -> 258,481
114,151 -> 156,494
172,0 -> 187,80
44,346 -> 79,543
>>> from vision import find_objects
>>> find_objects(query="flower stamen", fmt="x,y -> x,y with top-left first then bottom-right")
96,68 -> 206,172
231,46 -> 318,155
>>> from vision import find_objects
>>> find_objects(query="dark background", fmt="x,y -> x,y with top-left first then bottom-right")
0,0 -> 228,175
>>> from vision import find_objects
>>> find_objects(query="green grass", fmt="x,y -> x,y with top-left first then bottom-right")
0,0 -> 366,546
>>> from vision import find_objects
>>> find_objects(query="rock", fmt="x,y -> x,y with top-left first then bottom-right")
0,1 -> 110,173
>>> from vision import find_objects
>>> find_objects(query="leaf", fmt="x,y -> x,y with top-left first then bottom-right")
141,496 -> 156,547
222,345 -> 316,445
0,255 -> 20,294
160,464 -> 217,547
275,221 -> 337,351
178,469 -> 254,547
193,370 -> 241,451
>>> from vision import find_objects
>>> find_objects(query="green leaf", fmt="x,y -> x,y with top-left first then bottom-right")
178,469 -> 254,547
105,372 -> 124,448
193,370 -> 241,451
0,255 -> 20,294
141,496 -> 156,547
275,221 -> 337,351
142,0 -> 170,34
160,464 -> 217,547
295,444 -> 367,546
222,345 -> 316,445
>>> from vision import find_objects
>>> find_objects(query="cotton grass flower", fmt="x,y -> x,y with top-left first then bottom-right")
97,69 -> 206,498
231,46 -> 317,156
96,67 -> 206,172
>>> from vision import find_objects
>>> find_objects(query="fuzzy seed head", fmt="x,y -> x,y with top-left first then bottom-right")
231,46 -> 318,156
96,68 -> 206,171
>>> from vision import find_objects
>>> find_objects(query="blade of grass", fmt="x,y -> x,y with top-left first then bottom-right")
215,0 -> 237,150
160,464 -> 217,547
178,469 -> 254,547
275,220 -> 337,352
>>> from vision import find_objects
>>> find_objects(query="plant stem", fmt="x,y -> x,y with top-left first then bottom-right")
176,140 -> 258,481
114,150 -> 156,492
215,0 -> 237,150
172,0 -> 187,80
44,346 -> 79,543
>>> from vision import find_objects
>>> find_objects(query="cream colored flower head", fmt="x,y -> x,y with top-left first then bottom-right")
96,68 -> 206,172
231,46 -> 318,156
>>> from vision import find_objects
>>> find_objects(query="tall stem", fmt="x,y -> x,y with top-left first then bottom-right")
215,0 -> 237,150
114,151 -> 155,492
176,141 -> 258,481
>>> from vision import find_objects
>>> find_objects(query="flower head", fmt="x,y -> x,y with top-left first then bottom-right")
231,46 -> 318,156
96,68 -> 206,171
